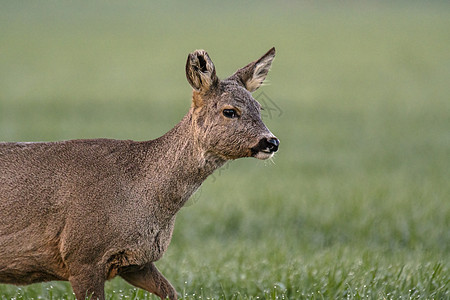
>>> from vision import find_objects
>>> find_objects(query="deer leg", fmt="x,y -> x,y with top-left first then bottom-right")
69,269 -> 105,300
120,262 -> 177,300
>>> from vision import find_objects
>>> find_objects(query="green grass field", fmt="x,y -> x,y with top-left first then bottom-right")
1,1 -> 449,299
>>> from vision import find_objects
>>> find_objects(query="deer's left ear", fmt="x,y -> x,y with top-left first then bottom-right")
228,47 -> 275,92
186,50 -> 219,93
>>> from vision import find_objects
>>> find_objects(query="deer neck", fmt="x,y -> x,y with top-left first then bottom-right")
142,109 -> 226,215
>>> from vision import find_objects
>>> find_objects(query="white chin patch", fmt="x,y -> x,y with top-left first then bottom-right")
255,151 -> 274,160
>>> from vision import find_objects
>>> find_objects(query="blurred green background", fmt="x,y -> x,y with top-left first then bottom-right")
1,1 -> 449,299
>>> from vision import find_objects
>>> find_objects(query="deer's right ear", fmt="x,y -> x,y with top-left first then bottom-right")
186,50 -> 219,93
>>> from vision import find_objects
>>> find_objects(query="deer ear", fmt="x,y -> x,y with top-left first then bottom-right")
228,47 -> 275,92
186,50 -> 219,93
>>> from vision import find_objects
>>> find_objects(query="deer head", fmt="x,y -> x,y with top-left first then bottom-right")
186,48 -> 279,161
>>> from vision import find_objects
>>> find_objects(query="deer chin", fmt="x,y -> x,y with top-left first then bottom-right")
253,150 -> 274,160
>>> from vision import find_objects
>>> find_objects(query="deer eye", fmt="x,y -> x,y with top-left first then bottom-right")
222,108 -> 238,119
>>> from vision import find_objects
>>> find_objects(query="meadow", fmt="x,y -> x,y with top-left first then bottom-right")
0,1 -> 449,299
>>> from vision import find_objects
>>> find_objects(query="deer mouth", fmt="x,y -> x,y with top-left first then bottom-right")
253,150 -> 275,160
250,137 -> 280,160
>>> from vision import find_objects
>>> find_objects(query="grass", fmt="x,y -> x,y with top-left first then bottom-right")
1,1 -> 449,299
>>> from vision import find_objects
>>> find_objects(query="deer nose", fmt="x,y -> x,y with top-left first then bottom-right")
267,137 -> 280,152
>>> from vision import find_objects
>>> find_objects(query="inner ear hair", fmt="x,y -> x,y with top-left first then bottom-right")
227,47 -> 276,92
186,50 -> 219,93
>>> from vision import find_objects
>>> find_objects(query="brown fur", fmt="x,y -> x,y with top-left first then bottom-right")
0,48 -> 278,299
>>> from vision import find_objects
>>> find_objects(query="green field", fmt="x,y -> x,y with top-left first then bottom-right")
1,1 -> 449,299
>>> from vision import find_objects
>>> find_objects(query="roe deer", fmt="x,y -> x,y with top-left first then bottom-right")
0,48 -> 279,299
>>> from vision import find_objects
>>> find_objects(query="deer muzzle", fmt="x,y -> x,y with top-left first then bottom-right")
251,136 -> 280,160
